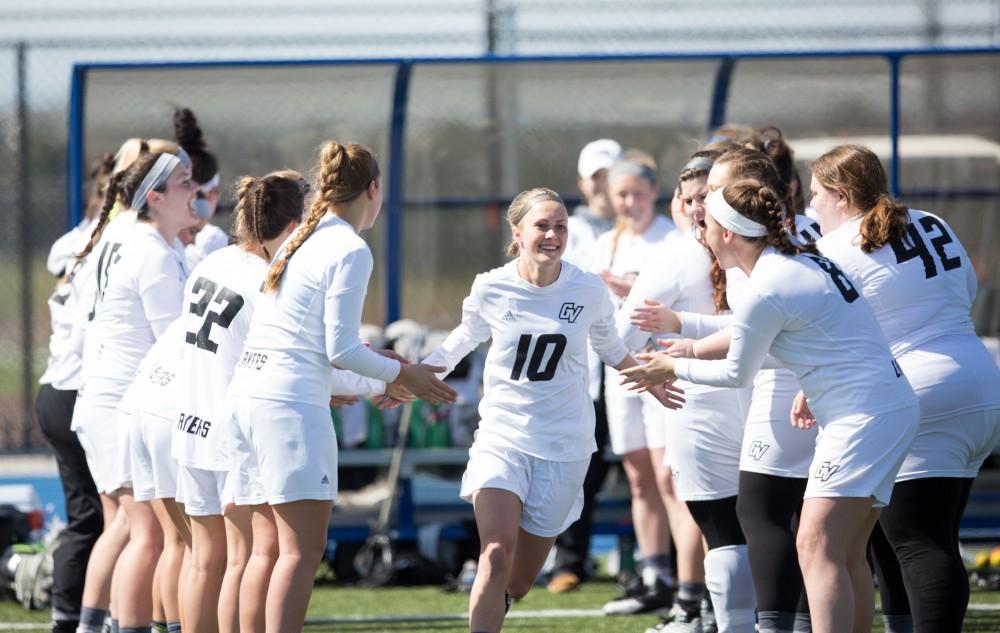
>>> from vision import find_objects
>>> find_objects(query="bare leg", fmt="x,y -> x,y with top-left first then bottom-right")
507,529 -> 558,600
113,493 -> 164,626
152,498 -> 186,625
219,504 -> 252,633
623,449 -> 671,562
184,514 -> 227,633
651,452 -> 703,583
797,497 -> 879,633
265,500 -> 333,633
80,493 -> 130,611
161,498 -> 192,549
469,489 -> 522,633
239,505 -> 277,633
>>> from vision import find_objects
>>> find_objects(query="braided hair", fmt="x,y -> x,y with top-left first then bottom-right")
263,141 -> 379,293
232,172 -> 306,260
722,178 -> 819,257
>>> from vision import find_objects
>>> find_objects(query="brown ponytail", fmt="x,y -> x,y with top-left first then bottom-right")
233,172 -> 306,260
722,178 -> 820,258
811,144 -> 908,253
263,141 -> 379,293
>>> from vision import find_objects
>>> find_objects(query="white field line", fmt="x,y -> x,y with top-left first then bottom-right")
2,604 -> 999,630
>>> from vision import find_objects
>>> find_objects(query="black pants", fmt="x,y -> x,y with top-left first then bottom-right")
35,384 -> 103,622
871,477 -> 974,633
552,391 -> 609,578
687,495 -> 745,551
736,471 -> 809,613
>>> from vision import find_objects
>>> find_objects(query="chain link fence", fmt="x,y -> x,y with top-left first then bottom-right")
0,0 -> 998,450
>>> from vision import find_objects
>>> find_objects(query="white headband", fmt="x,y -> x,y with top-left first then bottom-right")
131,153 -> 182,211
199,173 -> 220,193
705,187 -> 768,238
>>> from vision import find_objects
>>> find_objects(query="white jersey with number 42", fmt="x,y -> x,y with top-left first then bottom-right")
423,260 -> 629,462
817,209 -> 977,356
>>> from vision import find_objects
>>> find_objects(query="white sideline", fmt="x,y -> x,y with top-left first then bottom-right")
1,604 -> 999,630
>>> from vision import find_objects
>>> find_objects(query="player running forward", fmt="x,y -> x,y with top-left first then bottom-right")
810,144 -> 1000,633
422,187 -> 685,633
621,179 -> 918,633
225,141 -> 456,633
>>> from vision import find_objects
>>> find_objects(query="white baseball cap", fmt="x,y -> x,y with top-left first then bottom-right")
577,139 -> 623,178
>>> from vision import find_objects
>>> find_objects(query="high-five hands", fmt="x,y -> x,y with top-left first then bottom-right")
629,299 -> 682,334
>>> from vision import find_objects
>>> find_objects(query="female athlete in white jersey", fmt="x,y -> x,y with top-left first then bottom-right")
624,149 -> 757,633
808,145 -> 1000,633
172,171 -> 304,633
594,157 -> 680,617
621,178 -> 919,633
226,141 -> 456,633
70,149 -> 198,633
632,142 -> 823,633
422,187 -> 683,633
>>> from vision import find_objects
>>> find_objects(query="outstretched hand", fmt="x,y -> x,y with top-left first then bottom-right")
329,395 -> 360,408
619,351 -> 678,391
396,363 -> 458,405
658,338 -> 695,359
629,299 -> 682,334
646,381 -> 686,410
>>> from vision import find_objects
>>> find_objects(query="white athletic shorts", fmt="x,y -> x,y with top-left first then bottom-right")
232,397 -> 338,505
130,411 -> 177,502
662,383 -> 750,502
459,442 -> 589,538
806,405 -> 919,508
176,465 -> 231,516
605,386 -> 668,455
739,369 -> 817,478
74,398 -> 131,495
895,336 -> 1000,481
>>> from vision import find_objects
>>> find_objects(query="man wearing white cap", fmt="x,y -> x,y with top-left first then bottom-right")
548,139 -> 623,594
562,139 -> 623,269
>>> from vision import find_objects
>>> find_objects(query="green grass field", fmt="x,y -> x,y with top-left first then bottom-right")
1,577 -> 998,632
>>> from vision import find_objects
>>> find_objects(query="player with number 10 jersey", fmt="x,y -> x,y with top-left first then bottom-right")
425,255 -> 628,463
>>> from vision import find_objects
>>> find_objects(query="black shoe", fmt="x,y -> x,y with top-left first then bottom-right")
601,578 -> 673,615
644,598 -> 703,633
700,596 -> 717,633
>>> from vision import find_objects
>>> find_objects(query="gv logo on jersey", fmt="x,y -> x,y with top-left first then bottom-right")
814,461 -> 841,482
558,302 -> 584,323
747,441 -> 770,461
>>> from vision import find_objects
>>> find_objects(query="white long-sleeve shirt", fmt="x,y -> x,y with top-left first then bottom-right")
617,229 -> 716,352
228,212 -> 398,407
674,248 -> 916,426
424,260 -> 629,461
85,221 -> 188,402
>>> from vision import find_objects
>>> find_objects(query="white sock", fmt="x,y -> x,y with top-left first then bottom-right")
703,544 -> 757,633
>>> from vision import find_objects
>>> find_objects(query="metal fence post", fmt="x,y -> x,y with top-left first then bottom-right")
386,61 -> 412,325
888,53 -> 901,198
16,41 -> 33,449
